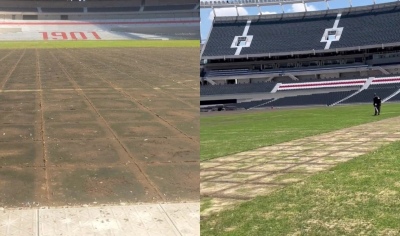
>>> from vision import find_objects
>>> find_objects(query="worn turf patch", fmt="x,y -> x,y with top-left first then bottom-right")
49,167 -> 151,205
201,141 -> 400,235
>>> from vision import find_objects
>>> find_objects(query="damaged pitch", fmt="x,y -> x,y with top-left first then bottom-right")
0,47 -> 199,208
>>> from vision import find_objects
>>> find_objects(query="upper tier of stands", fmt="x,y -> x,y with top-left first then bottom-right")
0,7 -> 36,12
42,8 -> 83,13
333,9 -> 400,48
0,0 -> 198,12
143,4 -> 196,11
202,3 -> 400,58
87,7 -> 141,12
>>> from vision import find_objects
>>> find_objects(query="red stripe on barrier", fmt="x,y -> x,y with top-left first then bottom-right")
372,78 -> 400,83
279,80 -> 366,89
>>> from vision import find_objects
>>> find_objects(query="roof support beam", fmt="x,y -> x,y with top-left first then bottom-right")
280,3 -> 284,13
201,0 -> 330,9
257,4 -> 262,15
325,0 -> 330,10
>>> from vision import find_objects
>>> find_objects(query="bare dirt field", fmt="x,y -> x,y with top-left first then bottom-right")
0,47 -> 199,208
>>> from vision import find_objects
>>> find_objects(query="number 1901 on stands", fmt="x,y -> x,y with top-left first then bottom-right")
39,32 -> 101,40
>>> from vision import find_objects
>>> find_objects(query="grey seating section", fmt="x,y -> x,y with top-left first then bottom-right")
341,88 -> 398,104
0,7 -> 37,12
203,15 -> 336,57
368,83 -> 400,89
205,64 -> 366,78
88,7 -> 140,12
202,21 -> 248,57
332,9 -> 400,48
200,82 -> 276,96
143,4 -> 196,11
263,90 -> 356,107
386,90 -> 400,102
203,7 -> 400,57
231,99 -> 273,109
206,68 -> 250,77
281,77 -> 365,84
42,8 -> 83,13
241,16 -> 336,55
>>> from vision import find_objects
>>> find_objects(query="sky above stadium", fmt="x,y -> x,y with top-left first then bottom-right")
200,0 -> 398,42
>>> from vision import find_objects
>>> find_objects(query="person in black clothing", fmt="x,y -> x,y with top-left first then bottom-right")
373,93 -> 381,116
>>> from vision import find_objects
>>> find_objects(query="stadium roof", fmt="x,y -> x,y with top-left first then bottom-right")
200,0 -> 330,9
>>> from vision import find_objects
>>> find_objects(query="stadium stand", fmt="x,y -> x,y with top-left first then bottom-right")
241,15 -> 337,55
206,68 -> 251,77
200,82 -> 276,96
202,20 -> 249,57
263,90 -> 357,107
0,0 -> 199,19
233,99 -> 274,109
367,83 -> 400,89
0,0 -> 199,40
200,1 -> 400,110
41,8 -> 83,13
204,64 -> 367,78
386,91 -> 400,102
87,7 -> 141,12
144,4 -> 197,11
0,7 -> 37,12
333,9 -> 400,48
341,87 -> 398,104
202,5 -> 400,57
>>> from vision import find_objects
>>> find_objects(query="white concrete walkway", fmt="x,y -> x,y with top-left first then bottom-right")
0,202 -> 199,236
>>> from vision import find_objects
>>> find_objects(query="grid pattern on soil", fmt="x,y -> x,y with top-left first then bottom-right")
201,116 -> 400,216
0,48 -> 199,207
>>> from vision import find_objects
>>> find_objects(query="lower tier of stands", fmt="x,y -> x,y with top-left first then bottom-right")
259,90 -> 356,108
231,99 -> 273,110
341,88 -> 398,104
226,86 -> 400,109
201,76 -> 400,109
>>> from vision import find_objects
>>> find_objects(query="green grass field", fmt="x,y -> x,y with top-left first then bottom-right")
201,103 -> 400,161
201,103 -> 400,235
0,40 -> 198,49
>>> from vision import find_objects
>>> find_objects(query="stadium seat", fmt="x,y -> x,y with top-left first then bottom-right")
202,7 -> 400,57
263,90 -> 357,107
200,82 -> 277,95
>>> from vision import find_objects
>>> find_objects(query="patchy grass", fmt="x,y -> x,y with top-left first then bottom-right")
201,197 -> 213,213
0,40 -> 199,49
201,141 -> 400,235
201,103 -> 400,161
